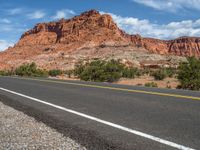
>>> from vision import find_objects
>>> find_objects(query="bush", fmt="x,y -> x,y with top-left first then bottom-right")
0,70 -> 13,76
74,59 -> 125,82
141,68 -> 152,76
102,60 -> 124,82
64,70 -> 74,78
152,69 -> 167,80
0,71 -> 5,76
49,69 -> 62,77
177,57 -> 200,90
122,67 -> 139,78
15,62 -> 47,77
74,62 -> 86,78
165,68 -> 176,78
145,82 -> 158,88
166,85 -> 172,89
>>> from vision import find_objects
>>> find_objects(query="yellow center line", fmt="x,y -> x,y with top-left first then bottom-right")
4,76 -> 200,101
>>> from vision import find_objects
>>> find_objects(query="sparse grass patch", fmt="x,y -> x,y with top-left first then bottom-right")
151,69 -> 167,80
144,82 -> 158,88
0,70 -> 13,76
49,69 -> 63,77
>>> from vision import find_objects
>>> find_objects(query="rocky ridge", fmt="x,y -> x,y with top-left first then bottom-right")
1,10 -> 199,70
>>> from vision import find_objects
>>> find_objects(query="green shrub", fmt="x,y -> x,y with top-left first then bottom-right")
74,62 -> 86,77
64,70 -> 74,78
145,82 -> 158,88
74,59 -> 125,82
122,67 -> 139,78
15,62 -> 47,77
102,60 -> 124,82
0,70 -> 13,76
165,68 -> 176,78
0,71 -> 4,76
49,69 -> 62,77
166,85 -> 172,89
152,69 -> 167,80
140,68 -> 153,76
177,57 -> 200,90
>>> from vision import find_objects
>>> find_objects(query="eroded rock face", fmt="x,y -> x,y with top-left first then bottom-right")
17,10 -> 125,47
0,10 -> 199,70
141,38 -> 169,55
168,37 -> 200,57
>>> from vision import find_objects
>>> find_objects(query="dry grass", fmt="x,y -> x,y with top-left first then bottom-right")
51,74 -> 179,89
116,75 -> 179,89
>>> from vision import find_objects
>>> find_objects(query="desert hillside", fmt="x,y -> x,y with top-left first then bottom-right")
0,10 -> 200,70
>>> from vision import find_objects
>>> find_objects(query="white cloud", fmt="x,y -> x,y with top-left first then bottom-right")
0,19 -> 11,24
0,23 -> 25,33
132,0 -> 200,12
102,12 -> 200,39
27,10 -> 46,19
8,8 -> 23,15
0,40 -> 13,51
52,9 -> 76,20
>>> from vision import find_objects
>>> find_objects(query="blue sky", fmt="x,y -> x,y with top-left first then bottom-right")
1,0 -> 200,51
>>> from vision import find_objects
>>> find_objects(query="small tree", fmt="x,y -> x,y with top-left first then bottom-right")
74,62 -> 86,77
165,68 -> 176,78
15,62 -> 47,77
122,67 -> 139,79
65,70 -> 74,78
49,69 -> 62,77
177,57 -> 200,90
152,69 -> 167,80
102,60 -> 124,82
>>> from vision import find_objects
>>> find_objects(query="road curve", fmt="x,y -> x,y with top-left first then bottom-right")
0,76 -> 200,150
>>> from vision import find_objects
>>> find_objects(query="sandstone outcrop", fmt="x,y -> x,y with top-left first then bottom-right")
0,10 -> 198,70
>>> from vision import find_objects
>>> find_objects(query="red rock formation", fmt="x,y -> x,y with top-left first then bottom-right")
140,36 -> 200,56
0,10 -> 199,70
168,37 -> 200,57
17,10 -> 126,47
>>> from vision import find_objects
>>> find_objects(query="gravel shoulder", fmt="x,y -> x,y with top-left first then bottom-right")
0,101 -> 86,150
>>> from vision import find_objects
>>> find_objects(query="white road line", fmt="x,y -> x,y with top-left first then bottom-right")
0,87 -> 195,150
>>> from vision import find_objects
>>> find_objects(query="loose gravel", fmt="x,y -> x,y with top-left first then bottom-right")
0,101 -> 87,150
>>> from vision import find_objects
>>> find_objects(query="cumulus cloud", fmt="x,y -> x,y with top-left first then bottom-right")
102,12 -> 200,39
27,10 -> 46,19
52,9 -> 76,20
132,0 -> 200,12
0,40 -> 13,51
8,8 -> 23,15
0,19 -> 11,24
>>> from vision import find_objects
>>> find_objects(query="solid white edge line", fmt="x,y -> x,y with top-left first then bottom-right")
0,87 -> 195,150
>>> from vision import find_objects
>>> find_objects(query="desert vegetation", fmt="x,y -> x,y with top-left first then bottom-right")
0,57 -> 200,91
144,82 -> 158,88
74,59 -> 143,82
0,63 -> 48,77
48,69 -> 63,77
151,68 -> 176,81
0,70 -> 13,76
15,62 -> 48,77
177,57 -> 200,90
74,60 -> 124,82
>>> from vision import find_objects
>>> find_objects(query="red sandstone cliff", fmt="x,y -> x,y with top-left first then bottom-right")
0,10 -> 199,70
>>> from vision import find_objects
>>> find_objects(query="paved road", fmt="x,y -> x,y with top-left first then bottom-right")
0,76 -> 200,150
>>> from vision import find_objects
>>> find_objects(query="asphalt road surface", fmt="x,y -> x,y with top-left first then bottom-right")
0,76 -> 200,150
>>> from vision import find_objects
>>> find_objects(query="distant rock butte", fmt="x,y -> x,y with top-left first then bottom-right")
0,10 -> 199,70
17,10 -> 126,46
